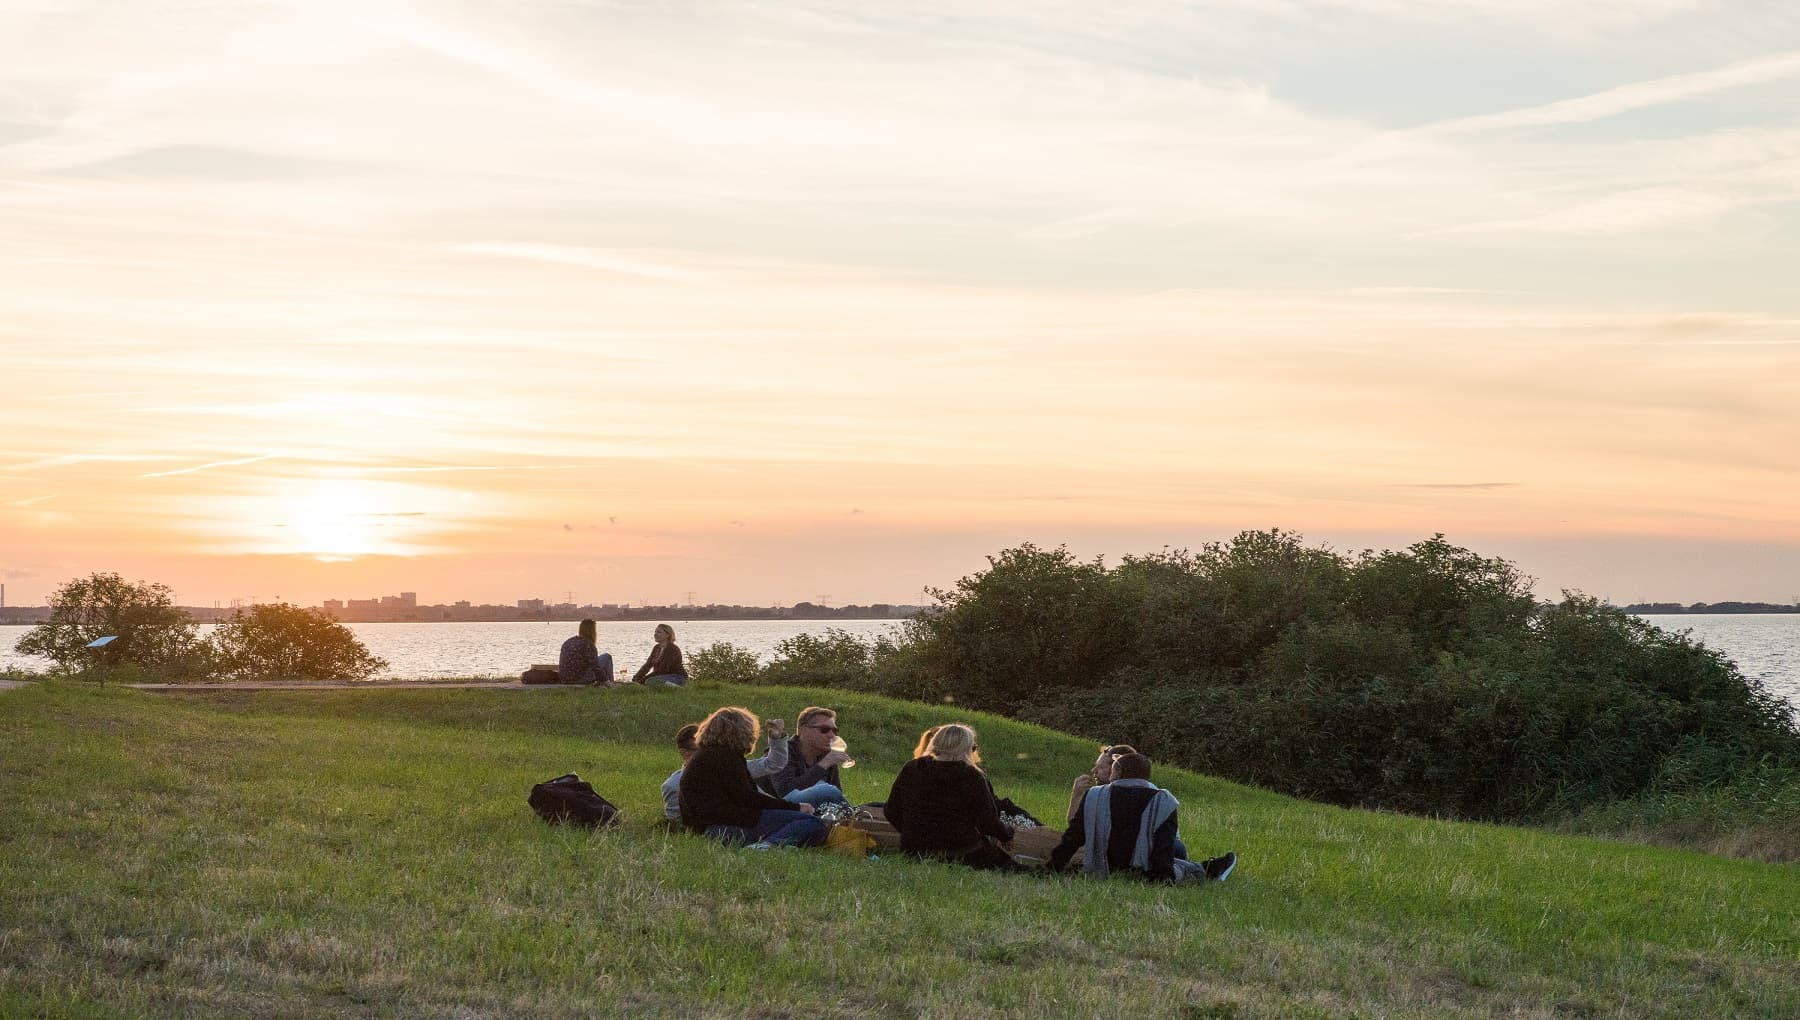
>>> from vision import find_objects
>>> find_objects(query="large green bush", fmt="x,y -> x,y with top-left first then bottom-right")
874,533 -> 1800,824
208,603 -> 387,682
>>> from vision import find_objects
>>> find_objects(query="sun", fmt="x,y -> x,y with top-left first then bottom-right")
287,479 -> 384,560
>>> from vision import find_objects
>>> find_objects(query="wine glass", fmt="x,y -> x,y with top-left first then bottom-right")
830,735 -> 857,769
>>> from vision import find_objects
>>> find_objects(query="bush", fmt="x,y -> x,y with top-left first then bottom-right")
908,544 -> 1128,713
687,642 -> 762,685
14,573 -> 206,678
209,604 -> 387,682
864,534 -> 1800,826
758,629 -> 879,688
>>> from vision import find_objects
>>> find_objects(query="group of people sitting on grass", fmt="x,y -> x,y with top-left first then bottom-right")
657,703 -> 1237,883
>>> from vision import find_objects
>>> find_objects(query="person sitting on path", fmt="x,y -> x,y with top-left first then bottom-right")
679,706 -> 826,850
883,723 -> 1019,871
631,624 -> 689,687
662,716 -> 788,821
758,706 -> 850,806
1048,752 -> 1235,883
558,618 -> 616,687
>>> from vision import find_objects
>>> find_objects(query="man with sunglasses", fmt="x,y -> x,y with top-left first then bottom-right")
757,706 -> 850,806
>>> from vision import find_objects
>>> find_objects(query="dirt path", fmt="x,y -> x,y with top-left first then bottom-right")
0,679 -> 29,692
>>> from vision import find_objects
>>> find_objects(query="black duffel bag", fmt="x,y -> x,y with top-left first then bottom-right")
528,773 -> 620,828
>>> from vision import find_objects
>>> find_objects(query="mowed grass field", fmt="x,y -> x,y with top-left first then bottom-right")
1,681 -> 1796,1019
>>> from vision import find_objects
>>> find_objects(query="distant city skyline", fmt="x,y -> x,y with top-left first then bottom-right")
3,2 -> 1798,608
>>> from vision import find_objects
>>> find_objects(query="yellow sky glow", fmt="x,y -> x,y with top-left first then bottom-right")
4,1 -> 1800,606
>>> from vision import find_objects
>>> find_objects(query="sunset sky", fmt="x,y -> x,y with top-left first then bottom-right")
4,1 -> 1799,608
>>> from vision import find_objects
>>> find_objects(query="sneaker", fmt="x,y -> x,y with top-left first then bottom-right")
745,841 -> 775,851
1202,852 -> 1237,881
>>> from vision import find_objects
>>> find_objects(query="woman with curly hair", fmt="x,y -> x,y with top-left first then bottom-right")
678,706 -> 827,849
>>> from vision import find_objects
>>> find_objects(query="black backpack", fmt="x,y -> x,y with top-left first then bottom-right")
528,773 -> 620,828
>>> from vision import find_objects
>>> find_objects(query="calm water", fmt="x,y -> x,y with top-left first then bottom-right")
5,615 -> 1797,717
0,619 -> 904,681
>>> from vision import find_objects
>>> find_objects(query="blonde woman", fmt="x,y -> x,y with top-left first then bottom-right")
678,706 -> 826,849
911,725 -> 941,760
883,723 -> 1018,870
632,624 -> 688,686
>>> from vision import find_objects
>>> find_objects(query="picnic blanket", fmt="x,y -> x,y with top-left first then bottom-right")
849,805 -> 1064,867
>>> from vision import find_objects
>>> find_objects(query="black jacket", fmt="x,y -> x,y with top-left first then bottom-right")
884,757 -> 1013,855
679,744 -> 792,832
1049,783 -> 1178,880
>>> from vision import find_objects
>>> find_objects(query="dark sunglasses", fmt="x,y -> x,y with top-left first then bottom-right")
810,724 -> 839,734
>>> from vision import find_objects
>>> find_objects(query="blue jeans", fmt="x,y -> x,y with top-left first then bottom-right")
704,809 -> 828,848
643,672 -> 687,687
783,782 -> 848,807
594,653 -> 615,686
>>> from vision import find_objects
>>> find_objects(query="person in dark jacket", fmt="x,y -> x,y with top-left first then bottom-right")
679,706 -> 827,849
883,723 -> 1019,871
757,706 -> 850,806
558,619 -> 616,686
1048,753 -> 1235,883
631,624 -> 688,686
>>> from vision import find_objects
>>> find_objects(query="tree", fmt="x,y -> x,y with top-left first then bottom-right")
209,604 -> 388,682
15,573 -> 204,675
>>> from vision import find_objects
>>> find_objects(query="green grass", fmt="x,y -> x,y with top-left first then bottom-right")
1,682 -> 1797,1019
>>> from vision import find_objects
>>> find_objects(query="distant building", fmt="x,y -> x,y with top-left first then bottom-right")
518,598 -> 544,611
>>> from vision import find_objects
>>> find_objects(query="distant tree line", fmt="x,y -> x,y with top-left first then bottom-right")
1626,602 -> 1800,614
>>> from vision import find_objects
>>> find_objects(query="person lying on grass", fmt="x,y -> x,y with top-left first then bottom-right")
1048,752 -> 1236,883
757,705 -> 851,807
662,716 -> 788,822
679,707 -> 828,850
884,723 -> 1022,872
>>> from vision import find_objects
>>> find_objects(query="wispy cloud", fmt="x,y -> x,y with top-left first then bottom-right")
1427,50 -> 1800,134
141,454 -> 276,479
6,453 -> 177,472
452,243 -> 704,281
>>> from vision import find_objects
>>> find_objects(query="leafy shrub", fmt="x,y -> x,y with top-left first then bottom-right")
908,544 -> 1129,713
14,573 -> 207,678
758,629 -> 878,688
868,534 -> 1800,826
687,642 -> 762,685
209,604 -> 387,682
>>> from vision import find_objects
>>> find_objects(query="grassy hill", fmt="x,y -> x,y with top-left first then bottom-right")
1,681 -> 1796,1019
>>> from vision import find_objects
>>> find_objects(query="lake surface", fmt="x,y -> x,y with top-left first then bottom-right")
0,619 -> 904,681
5,614 -> 1796,718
